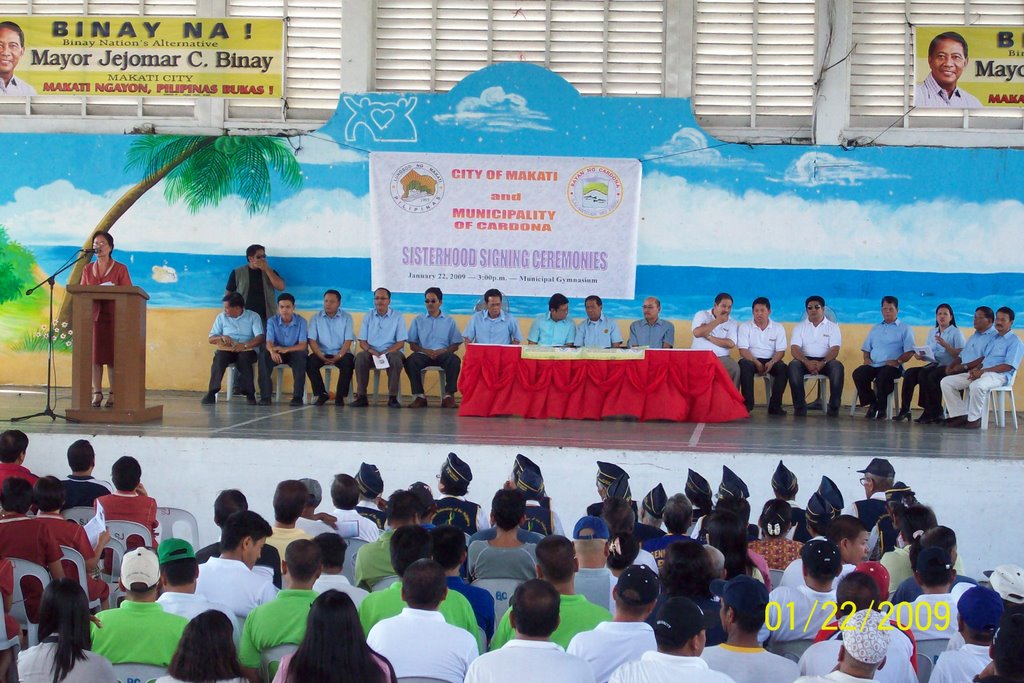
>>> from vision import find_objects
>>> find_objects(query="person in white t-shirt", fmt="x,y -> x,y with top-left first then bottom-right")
568,565 -> 659,683
310,533 -> 368,607
326,473 -> 382,542
701,575 -> 798,683
466,579 -> 594,683
691,293 -> 740,388
932,586 -> 1004,683
788,295 -> 844,417
610,596 -> 736,683
794,609 -> 890,683
910,546 -> 972,642
196,511 -> 279,620
156,538 -> 241,643
768,539 -> 841,644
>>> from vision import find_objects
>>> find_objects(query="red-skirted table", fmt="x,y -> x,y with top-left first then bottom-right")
457,345 -> 749,422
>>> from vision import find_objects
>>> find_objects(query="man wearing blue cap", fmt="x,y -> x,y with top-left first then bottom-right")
354,462 -> 386,531
932,586 -> 1003,683
701,575 -> 798,683
433,452 -> 488,535
573,515 -> 616,612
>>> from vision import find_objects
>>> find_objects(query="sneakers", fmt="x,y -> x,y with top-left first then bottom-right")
289,397 -> 303,407
200,392 -> 216,405
351,395 -> 369,407
441,395 -> 457,409
408,397 -> 428,409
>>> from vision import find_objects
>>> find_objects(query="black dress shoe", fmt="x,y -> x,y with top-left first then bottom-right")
258,397 -> 272,406
864,406 -> 878,419
289,397 -> 303,407
914,414 -> 934,424
351,395 -> 369,407
876,408 -> 888,420
388,397 -> 401,408
200,392 -> 216,405
892,409 -> 911,422
826,407 -> 839,417
245,394 -> 257,405
314,393 -> 329,406
768,408 -> 788,417
794,407 -> 808,417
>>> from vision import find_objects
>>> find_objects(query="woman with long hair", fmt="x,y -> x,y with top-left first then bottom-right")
274,590 -> 395,683
647,541 -> 725,645
156,610 -> 245,683
749,499 -> 803,570
78,230 -> 132,408
702,510 -> 771,588
17,578 -> 115,683
896,303 -> 965,422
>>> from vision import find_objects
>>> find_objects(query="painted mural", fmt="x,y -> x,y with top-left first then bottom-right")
1,61 -> 1022,366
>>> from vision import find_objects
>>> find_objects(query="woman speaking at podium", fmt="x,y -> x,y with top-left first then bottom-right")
79,231 -> 132,408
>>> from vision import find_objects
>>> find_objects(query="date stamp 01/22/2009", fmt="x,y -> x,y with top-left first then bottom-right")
765,600 -> 952,633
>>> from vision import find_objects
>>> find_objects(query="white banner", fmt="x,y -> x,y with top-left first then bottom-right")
370,151 -> 640,298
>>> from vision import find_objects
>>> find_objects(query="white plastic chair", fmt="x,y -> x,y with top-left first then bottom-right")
260,643 -> 298,682
850,377 -> 901,418
470,578 -> 523,622
9,558 -> 52,646
768,568 -> 784,588
59,546 -> 100,611
915,638 -> 950,661
61,506 -> 95,526
803,374 -> 829,410
101,534 -> 127,608
982,384 -> 1018,430
112,662 -> 168,683
106,520 -> 153,551
342,538 -> 368,586
155,507 -> 200,547
916,652 -> 934,683
371,369 -> 402,402
223,362 -> 257,402
420,366 -> 447,400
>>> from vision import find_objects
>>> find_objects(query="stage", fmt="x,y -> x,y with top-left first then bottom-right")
1,385 -> 1022,574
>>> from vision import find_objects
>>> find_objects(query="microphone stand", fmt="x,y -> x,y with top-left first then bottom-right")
11,250 -> 93,423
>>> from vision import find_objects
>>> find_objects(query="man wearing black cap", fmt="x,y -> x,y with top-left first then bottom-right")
609,596 -> 736,683
771,461 -> 809,542
779,484 -> 844,588
354,462 -> 387,531
640,484 -> 667,531
686,469 -> 714,533
568,565 -> 660,683
845,458 -> 894,534
975,611 -> 1024,683
510,454 -> 564,537
587,462 -> 636,517
932,586 -> 1003,683
701,575 -> 798,683
768,539 -> 841,643
868,481 -> 916,560
433,452 -> 488,535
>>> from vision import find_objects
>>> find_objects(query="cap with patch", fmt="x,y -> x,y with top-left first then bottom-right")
992,612 -> 1024,672
686,469 -> 713,511
440,452 -> 473,488
157,538 -> 195,566
573,515 -> 610,540
958,586 -> 1004,632
616,564 -> 660,606
299,477 -> 322,508
607,473 -> 632,501
512,454 -> 541,480
643,484 -> 667,519
596,461 -> 627,487
855,561 -> 891,598
985,564 -> 1024,605
654,596 -> 705,648
710,575 -> 769,616
772,461 -> 798,497
356,463 -> 383,498
858,458 -> 895,478
121,547 -> 161,591
719,466 -> 749,500
841,609 -> 890,665
802,538 -> 841,576
916,546 -> 952,573
884,482 -> 916,505
817,476 -> 844,511
805,492 -> 840,532
514,462 -> 546,501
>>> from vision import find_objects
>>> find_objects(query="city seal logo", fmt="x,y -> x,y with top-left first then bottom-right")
390,162 -> 445,213
567,165 -> 623,218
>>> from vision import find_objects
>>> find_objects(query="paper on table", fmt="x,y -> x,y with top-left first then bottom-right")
83,501 -> 106,547
373,354 -> 390,370
914,345 -> 936,362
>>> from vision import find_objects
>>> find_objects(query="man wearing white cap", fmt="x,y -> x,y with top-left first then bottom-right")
90,547 -> 188,666
794,609 -> 890,683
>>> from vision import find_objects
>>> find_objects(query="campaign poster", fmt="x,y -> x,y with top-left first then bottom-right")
914,26 -> 1024,108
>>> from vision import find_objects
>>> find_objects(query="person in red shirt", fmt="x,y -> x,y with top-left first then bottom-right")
0,430 -> 38,491
0,558 -> 17,680
34,476 -> 111,610
0,478 -> 64,623
94,456 -> 158,547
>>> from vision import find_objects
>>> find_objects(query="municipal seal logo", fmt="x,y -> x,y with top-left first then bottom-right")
390,162 -> 445,213
567,165 -> 623,218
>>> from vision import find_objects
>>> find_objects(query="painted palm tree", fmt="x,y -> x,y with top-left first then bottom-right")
58,135 -> 303,324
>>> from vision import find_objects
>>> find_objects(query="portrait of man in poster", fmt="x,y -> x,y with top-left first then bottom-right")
914,31 -> 982,109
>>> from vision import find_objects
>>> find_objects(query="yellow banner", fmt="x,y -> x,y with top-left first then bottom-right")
520,346 -> 647,361
915,26 -> 1024,108
0,17 -> 283,97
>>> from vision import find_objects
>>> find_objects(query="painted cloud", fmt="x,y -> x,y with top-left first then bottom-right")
781,152 -> 908,187
433,86 -> 553,132
644,128 -> 762,170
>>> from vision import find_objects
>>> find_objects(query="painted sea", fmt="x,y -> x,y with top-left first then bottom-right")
31,246 -> 1024,326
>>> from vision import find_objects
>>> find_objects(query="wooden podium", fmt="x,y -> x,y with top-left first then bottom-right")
65,285 -> 163,423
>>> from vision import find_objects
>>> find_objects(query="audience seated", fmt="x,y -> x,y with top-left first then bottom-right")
778,492 -> 846,588
0,477 -> 65,621
880,503 -> 965,589
749,500 -> 803,570
310,533 -> 368,606
606,532 -> 641,578
568,565 -> 659,683
158,610 -> 246,683
354,489 -> 419,590
294,478 -> 337,538
432,525 -> 495,643
910,546 -> 972,641
17,579 -> 116,683
366,559 -> 478,683
195,489 -> 283,588
931,586 -> 1003,683
768,539 -> 842,643
0,429 -> 38,490
770,461 -> 809,542
702,510 -> 769,588
602,497 -> 659,574
468,579 -> 594,683
975,611 -> 1024,683
156,539 -> 240,641
90,548 -> 188,667
572,516 -> 616,612
639,484 -> 667,531
353,463 -> 387,531
490,535 -> 612,650
510,453 -> 564,536
273,590 -> 394,683
196,511 -> 278,619
60,439 -> 112,510
794,609 -> 891,683
94,455 -> 158,546
891,526 -> 977,604
468,489 -> 539,581
643,494 -> 697,571
327,473 -> 381,542
265,480 -> 314,565
647,541 -> 725,646
238,539 -> 321,681
433,452 -> 488,535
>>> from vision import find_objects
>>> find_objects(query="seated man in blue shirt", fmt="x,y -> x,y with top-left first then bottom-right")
628,297 -> 675,349
852,295 -> 915,419
307,289 -> 357,407
257,293 -> 308,406
202,292 -> 264,405
941,306 -> 1023,429
405,287 -> 463,409
353,287 -> 407,408
464,288 -> 522,345
575,295 -> 624,349
527,293 -> 576,347
432,524 -> 495,643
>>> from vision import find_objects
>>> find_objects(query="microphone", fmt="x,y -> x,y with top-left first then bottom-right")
81,248 -> 97,254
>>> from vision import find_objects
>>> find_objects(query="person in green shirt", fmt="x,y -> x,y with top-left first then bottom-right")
90,547 -> 188,667
490,535 -> 611,650
238,538 -> 322,681
355,489 -> 420,590
359,524 -> 480,648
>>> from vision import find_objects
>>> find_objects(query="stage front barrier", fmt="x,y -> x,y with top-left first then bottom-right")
66,285 -> 163,423
457,344 -> 748,422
